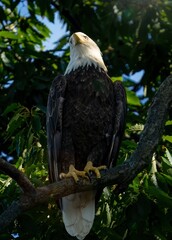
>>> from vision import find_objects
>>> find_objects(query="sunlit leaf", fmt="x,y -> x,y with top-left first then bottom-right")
0,31 -> 18,39
165,148 -> 172,165
163,135 -> 172,143
111,76 -> 123,82
165,120 -> 172,126
161,157 -> 172,169
126,89 -> 141,106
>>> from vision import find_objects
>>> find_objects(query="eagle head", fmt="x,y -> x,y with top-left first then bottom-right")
65,32 -> 107,74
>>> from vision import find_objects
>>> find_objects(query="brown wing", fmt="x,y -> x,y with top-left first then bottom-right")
46,75 -> 67,182
108,80 -> 127,168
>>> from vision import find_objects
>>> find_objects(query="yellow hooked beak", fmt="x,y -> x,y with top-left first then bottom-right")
73,33 -> 85,45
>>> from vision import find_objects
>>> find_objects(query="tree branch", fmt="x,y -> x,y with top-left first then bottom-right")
0,158 -> 36,195
0,75 -> 172,230
51,0 -> 82,32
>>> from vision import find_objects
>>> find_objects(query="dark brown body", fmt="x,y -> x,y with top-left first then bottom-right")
61,66 -> 115,172
47,65 -> 126,184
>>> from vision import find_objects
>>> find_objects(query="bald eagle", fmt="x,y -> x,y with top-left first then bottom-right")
47,32 -> 126,240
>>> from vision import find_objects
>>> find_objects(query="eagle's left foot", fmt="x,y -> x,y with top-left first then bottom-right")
84,161 -> 106,178
59,164 -> 88,182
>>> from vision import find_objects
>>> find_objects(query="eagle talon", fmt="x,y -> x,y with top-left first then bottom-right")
84,161 -> 107,178
59,164 -> 88,182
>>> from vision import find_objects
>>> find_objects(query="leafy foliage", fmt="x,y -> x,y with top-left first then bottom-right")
0,0 -> 172,239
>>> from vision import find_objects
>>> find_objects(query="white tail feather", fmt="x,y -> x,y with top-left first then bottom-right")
62,191 -> 96,240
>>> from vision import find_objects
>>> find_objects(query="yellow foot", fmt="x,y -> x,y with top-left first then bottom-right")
59,165 -> 88,182
84,161 -> 107,178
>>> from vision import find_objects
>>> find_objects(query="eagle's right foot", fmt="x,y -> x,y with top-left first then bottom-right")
59,165 -> 88,182
84,161 -> 106,178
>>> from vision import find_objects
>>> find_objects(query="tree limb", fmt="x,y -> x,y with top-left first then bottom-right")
0,158 -> 36,195
0,75 -> 172,230
51,0 -> 82,32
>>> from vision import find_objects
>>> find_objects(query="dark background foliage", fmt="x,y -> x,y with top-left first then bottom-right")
0,0 -> 172,239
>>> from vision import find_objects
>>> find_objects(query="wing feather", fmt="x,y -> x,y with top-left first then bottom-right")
108,80 -> 127,167
46,75 -> 67,182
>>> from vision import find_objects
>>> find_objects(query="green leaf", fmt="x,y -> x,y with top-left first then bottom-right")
161,173 -> 172,186
1,52 -> 13,68
165,120 -> 172,126
126,90 -> 141,106
32,115 -> 41,132
7,113 -> 23,135
0,31 -> 18,39
145,186 -> 172,208
15,157 -> 24,169
163,135 -> 172,143
165,148 -> 172,165
28,133 -> 34,148
111,76 -> 122,82
3,103 -> 20,115
161,156 -> 172,167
